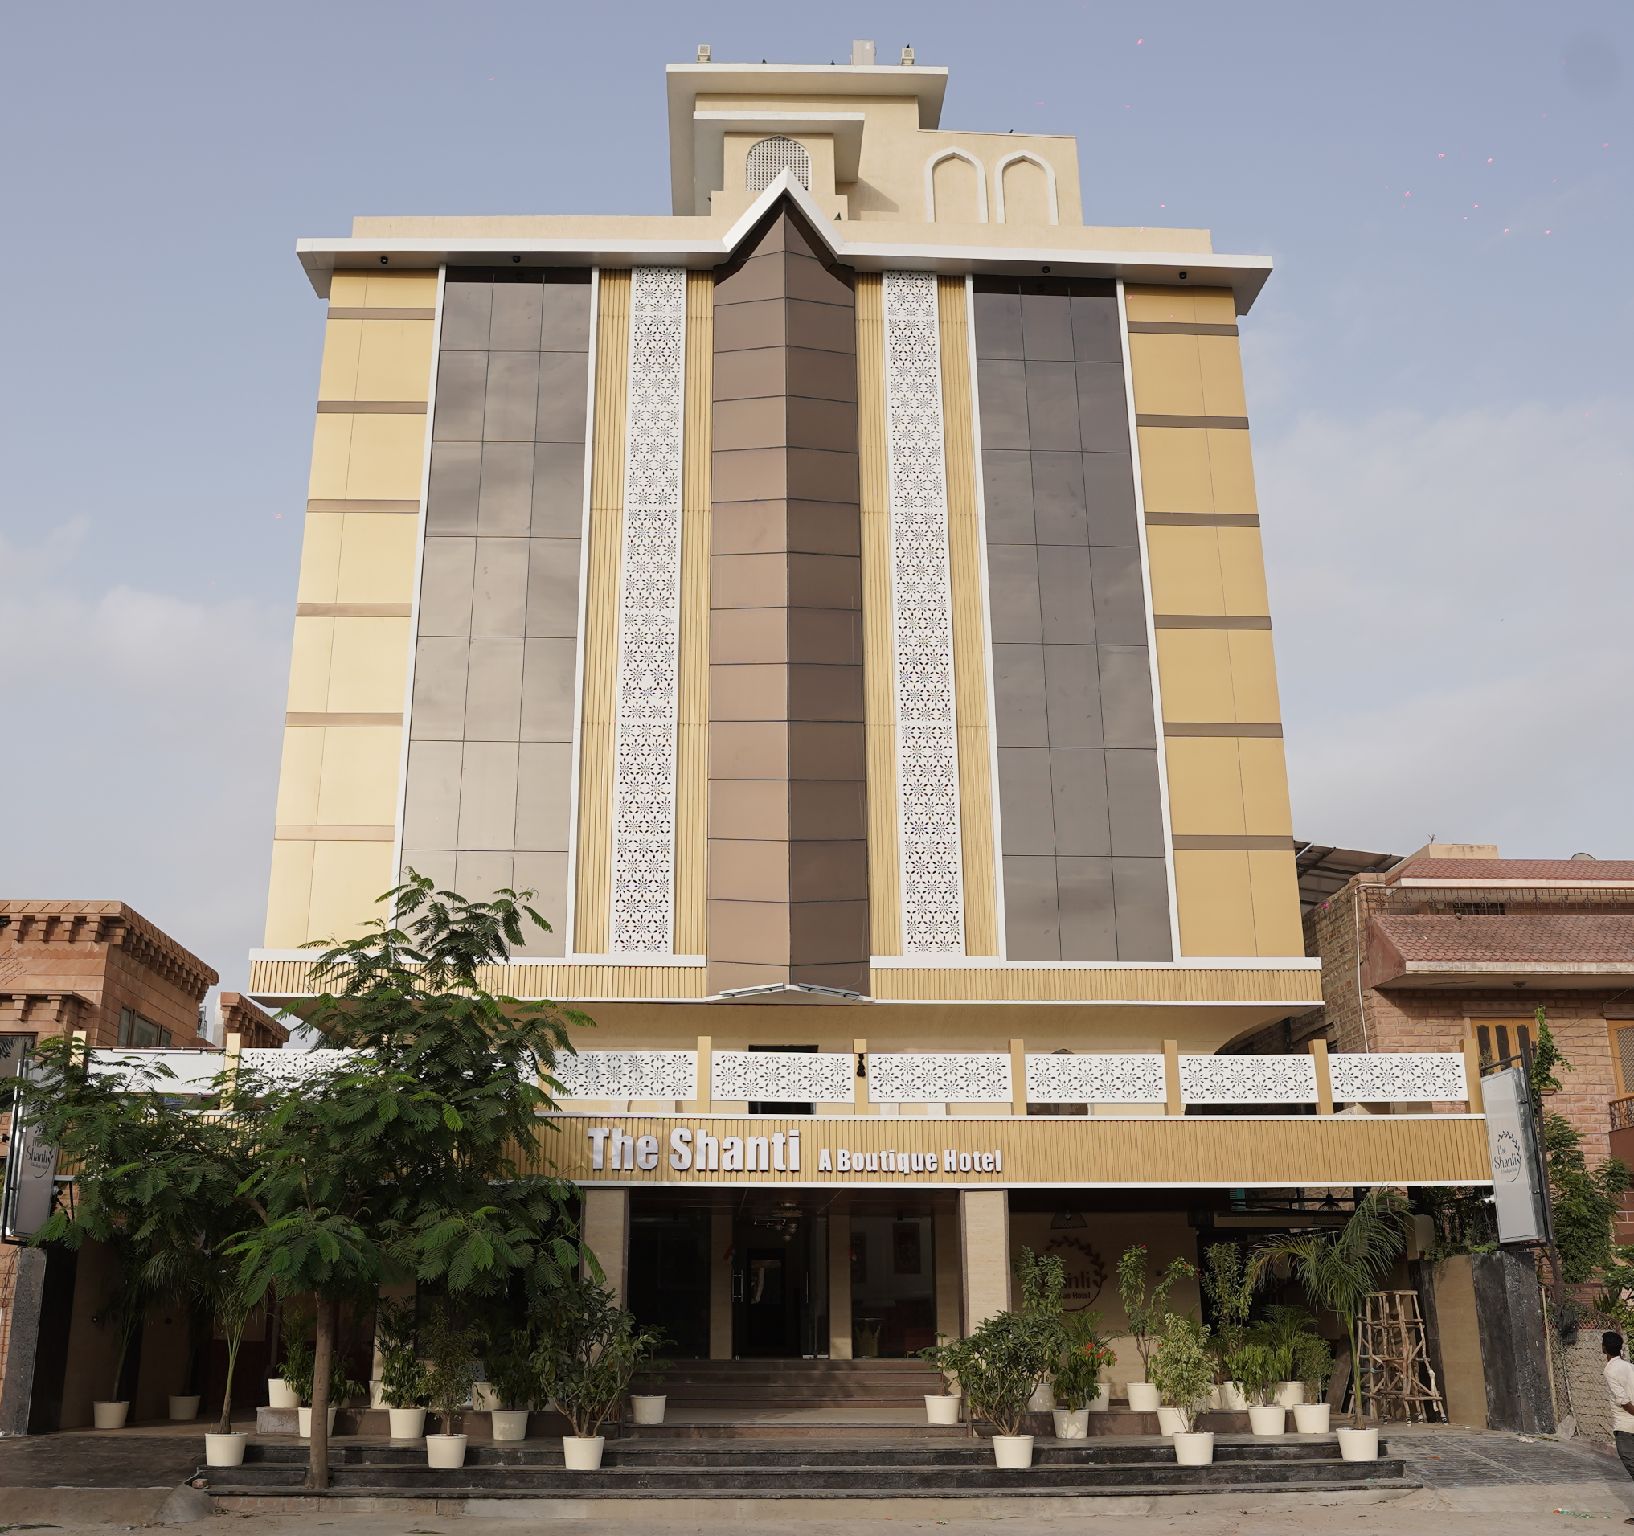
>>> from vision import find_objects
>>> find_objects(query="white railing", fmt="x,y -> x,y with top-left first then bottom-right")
77,1046 -> 1478,1109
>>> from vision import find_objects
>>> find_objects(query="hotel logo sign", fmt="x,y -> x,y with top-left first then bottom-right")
587,1125 -> 1004,1179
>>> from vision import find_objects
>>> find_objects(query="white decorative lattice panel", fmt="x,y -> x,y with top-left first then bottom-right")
710,1051 -> 855,1104
88,1049 -> 227,1095
1179,1054 -> 1318,1105
746,136 -> 812,193
1025,1053 -> 1166,1105
239,1048 -> 359,1087
610,266 -> 688,954
1329,1052 -> 1469,1104
882,269 -> 964,954
868,1052 -> 1011,1104
551,1050 -> 697,1102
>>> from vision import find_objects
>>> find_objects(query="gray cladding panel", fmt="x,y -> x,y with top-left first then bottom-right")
975,277 -> 1172,961
407,272 -> 591,910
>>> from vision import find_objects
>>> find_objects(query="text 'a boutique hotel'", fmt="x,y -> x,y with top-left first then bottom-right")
252,42 -> 1490,1363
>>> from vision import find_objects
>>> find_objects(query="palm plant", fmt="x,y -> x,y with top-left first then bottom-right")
212,1269 -> 262,1435
1251,1190 -> 1411,1426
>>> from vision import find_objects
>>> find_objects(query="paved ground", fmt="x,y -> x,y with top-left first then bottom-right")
3,1424 -> 1634,1532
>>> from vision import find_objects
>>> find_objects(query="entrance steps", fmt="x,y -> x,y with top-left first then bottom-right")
637,1357 -> 941,1409
206,1434 -> 1413,1500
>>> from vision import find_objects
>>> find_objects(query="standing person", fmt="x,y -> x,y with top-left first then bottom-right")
1604,1331 -> 1634,1521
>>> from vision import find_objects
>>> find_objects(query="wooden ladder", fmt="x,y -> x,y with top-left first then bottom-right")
1357,1289 -> 1444,1423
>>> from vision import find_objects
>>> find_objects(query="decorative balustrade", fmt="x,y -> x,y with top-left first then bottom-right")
78,1044 -> 1483,1112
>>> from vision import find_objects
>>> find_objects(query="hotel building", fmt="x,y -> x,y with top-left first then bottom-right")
250,44 -> 1491,1372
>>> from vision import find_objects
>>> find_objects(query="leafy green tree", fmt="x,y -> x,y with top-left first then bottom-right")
1116,1245 -> 1195,1383
1251,1190 -> 1411,1426
230,875 -> 590,1488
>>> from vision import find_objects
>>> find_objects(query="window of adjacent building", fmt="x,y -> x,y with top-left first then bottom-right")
745,136 -> 811,194
1472,1017 -> 1532,1074
1610,1022 -> 1634,1097
0,1033 -> 34,1081
117,1008 -> 171,1048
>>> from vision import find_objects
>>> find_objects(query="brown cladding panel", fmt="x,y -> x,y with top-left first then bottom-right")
707,207 -> 867,996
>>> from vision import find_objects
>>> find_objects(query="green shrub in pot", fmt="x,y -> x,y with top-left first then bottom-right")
1149,1314 -> 1213,1433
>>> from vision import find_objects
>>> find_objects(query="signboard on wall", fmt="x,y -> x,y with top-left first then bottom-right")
1482,1067 -> 1549,1246
1,1080 -> 59,1241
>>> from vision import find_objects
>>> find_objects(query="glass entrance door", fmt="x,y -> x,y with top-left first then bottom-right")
732,1203 -> 827,1356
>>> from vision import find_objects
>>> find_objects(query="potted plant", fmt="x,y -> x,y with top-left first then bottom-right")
1232,1340 -> 1285,1436
423,1311 -> 478,1469
536,1275 -> 662,1471
918,1335 -> 963,1425
1201,1242 -> 1256,1410
1050,1311 -> 1111,1438
92,1266 -> 146,1429
629,1345 -> 671,1426
1117,1245 -> 1194,1413
1291,1334 -> 1333,1433
1149,1314 -> 1215,1467
295,1352 -> 363,1440
204,1273 -> 259,1467
485,1327 -> 543,1442
1253,1189 -> 1411,1462
1017,1249 -> 1066,1412
948,1308 -> 1057,1469
378,1298 -> 431,1440
266,1299 -> 306,1409
1261,1304 -> 1318,1408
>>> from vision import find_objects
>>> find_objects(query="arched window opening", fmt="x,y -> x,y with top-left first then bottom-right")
746,136 -> 812,194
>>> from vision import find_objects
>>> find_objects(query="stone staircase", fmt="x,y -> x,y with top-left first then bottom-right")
635,1357 -> 940,1409
205,1435 -> 1412,1501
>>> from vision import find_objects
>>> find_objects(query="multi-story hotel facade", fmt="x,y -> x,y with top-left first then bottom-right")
250,45 -> 1491,1369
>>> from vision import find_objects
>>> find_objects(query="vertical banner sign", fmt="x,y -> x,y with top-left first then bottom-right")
2,1076 -> 59,1242
1482,1067 -> 1549,1246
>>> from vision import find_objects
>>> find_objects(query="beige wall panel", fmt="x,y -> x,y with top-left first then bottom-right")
263,841 -> 316,948
855,273 -> 901,956
342,414 -> 429,501
307,415 -> 354,500
1135,426 -> 1214,512
325,616 -> 411,713
1248,849 -> 1305,956
353,319 -> 435,401
308,840 -> 396,943
1197,335 -> 1249,418
328,274 -> 370,306
1226,631 -> 1283,721
1125,286 -> 1197,323
316,725 -> 403,825
296,514 -> 344,605
274,727 -> 325,826
336,514 -> 419,603
317,319 -> 364,400
1238,737 -> 1294,837
573,271 -> 631,953
285,617 -> 336,712
1153,630 -> 1234,722
938,276 -> 998,956
1163,736 -> 1246,837
1145,525 -> 1225,615
1216,526 -> 1270,615
1173,849 -> 1257,956
1128,333 -> 1205,416
1206,430 -> 1259,515
330,270 -> 439,308
675,271 -> 713,955
1192,290 -> 1238,324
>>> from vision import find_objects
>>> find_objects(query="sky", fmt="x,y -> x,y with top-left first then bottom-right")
1,2 -> 1630,990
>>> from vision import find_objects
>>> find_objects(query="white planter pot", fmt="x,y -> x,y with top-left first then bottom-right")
1125,1381 -> 1161,1412
991,1433 -> 1034,1469
563,1434 -> 606,1471
296,1405 -> 337,1438
426,1432 -> 467,1469
471,1380 -> 499,1412
490,1409 -> 530,1441
1156,1405 -> 1188,1435
1173,1429 -> 1215,1466
1336,1425 -> 1380,1462
1275,1380 -> 1305,1409
1293,1401 -> 1331,1433
1248,1403 -> 1287,1436
168,1394 -> 201,1421
1087,1382 -> 1110,1413
1218,1381 -> 1248,1412
1052,1408 -> 1089,1439
267,1377 -> 298,1409
1027,1379 -> 1055,1412
925,1393 -> 960,1425
205,1431 -> 246,1467
631,1394 -> 667,1426
1207,1384 -> 1222,1410
92,1400 -> 129,1430
388,1407 -> 426,1439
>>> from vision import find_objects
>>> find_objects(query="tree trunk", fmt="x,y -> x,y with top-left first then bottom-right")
218,1334 -> 241,1435
307,1298 -> 335,1490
